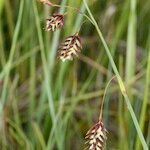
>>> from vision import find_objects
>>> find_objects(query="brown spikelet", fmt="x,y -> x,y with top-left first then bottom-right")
85,120 -> 107,150
57,32 -> 82,61
45,14 -> 64,32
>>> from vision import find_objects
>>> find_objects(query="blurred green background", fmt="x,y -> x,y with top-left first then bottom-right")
0,0 -> 150,149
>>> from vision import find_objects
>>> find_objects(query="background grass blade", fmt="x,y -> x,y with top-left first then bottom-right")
125,0 -> 137,84
135,31 -> 150,150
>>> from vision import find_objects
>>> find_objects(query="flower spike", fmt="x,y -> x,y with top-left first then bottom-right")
85,120 -> 107,150
45,14 -> 64,32
57,32 -> 82,61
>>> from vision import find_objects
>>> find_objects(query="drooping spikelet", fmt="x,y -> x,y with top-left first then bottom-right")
57,32 -> 82,61
85,120 -> 107,150
45,14 -> 64,32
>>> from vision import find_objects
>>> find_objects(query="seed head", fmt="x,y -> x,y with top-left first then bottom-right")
85,120 -> 107,150
57,32 -> 82,61
45,14 -> 64,32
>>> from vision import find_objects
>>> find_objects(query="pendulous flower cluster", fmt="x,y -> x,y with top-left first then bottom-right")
85,120 -> 107,150
45,14 -> 64,32
39,1 -> 108,150
41,0 -> 82,62
57,32 -> 82,61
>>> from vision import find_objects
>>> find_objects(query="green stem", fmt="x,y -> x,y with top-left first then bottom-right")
0,0 -> 24,107
125,0 -> 136,83
32,0 -> 55,126
42,0 -> 94,25
83,0 -> 148,149
32,1 -> 63,149
135,32 -> 150,150
0,1 -> 24,145
99,76 -> 116,120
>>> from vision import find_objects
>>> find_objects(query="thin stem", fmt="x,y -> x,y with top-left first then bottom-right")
32,1 -> 63,149
33,0 -> 55,125
40,0 -> 94,25
135,31 -> 150,150
0,0 -> 24,106
0,0 -> 24,146
99,76 -> 116,120
53,4 -> 93,23
83,0 -> 148,149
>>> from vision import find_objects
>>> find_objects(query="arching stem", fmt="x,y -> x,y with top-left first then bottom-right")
39,0 -> 94,25
99,76 -> 116,120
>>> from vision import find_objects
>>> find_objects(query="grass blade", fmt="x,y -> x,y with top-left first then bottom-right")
83,0 -> 148,149
135,31 -> 150,150
125,0 -> 137,83
32,122 -> 46,149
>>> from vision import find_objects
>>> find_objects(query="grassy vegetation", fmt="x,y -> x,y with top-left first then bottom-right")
0,0 -> 149,149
